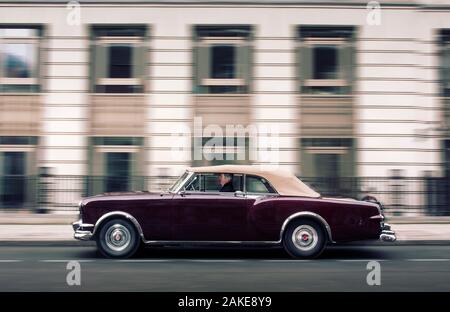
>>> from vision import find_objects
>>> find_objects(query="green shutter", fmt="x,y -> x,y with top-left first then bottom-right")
197,44 -> 211,84
92,149 -> 104,194
301,147 -> 314,177
339,43 -> 355,90
94,43 -> 108,82
0,153 -> 3,177
299,43 -> 312,92
33,41 -> 40,80
132,43 -> 146,87
236,43 -> 251,86
442,47 -> 450,87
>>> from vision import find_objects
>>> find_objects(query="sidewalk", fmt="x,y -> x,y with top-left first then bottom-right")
0,212 -> 450,243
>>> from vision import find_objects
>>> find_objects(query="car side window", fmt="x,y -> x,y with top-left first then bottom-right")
204,174 -> 221,192
184,174 -> 202,191
246,176 -> 275,194
183,173 -> 244,193
204,174 -> 243,192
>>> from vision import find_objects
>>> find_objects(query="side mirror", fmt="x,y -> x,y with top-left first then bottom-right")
234,191 -> 245,198
179,190 -> 187,197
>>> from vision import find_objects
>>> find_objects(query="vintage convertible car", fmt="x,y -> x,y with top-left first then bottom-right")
73,165 -> 396,258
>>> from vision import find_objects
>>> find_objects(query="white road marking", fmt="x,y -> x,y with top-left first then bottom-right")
116,259 -> 172,263
188,259 -> 245,263
40,260 -> 95,263
4,258 -> 449,264
261,259 -> 311,262
407,259 -> 450,262
338,259 -> 386,262
116,259 -> 247,263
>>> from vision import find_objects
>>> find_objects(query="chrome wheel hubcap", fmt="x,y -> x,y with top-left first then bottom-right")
105,224 -> 131,252
292,225 -> 318,251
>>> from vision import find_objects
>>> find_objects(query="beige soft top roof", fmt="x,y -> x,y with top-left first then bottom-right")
187,165 -> 320,198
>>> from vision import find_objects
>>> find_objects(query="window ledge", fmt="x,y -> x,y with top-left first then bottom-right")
0,78 -> 38,85
90,93 -> 145,96
97,78 -> 141,85
298,94 -> 353,98
194,93 -> 250,97
304,79 -> 347,87
0,93 -> 40,96
201,78 -> 245,86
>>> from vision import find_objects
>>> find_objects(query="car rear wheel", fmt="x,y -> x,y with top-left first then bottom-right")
283,219 -> 326,259
97,218 -> 141,258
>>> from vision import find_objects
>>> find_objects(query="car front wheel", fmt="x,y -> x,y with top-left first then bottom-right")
96,218 -> 141,258
283,219 -> 326,259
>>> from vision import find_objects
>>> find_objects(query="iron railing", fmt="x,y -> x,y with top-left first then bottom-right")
0,175 -> 449,216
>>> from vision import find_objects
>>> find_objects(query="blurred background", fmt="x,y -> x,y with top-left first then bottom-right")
0,0 -> 449,217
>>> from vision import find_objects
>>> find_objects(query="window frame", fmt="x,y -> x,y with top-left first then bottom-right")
86,136 -> 145,196
244,174 -> 278,195
440,41 -> 450,95
179,172 -> 278,196
0,136 -> 38,208
198,37 -> 247,87
181,172 -> 244,194
91,27 -> 147,94
193,26 -> 252,94
0,26 -> 41,92
297,26 -> 355,95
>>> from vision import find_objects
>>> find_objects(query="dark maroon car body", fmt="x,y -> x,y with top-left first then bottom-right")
77,191 -> 384,242
72,166 -> 395,258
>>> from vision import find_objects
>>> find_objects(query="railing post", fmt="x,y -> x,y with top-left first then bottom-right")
423,170 -> 435,216
36,166 -> 53,214
389,169 -> 405,216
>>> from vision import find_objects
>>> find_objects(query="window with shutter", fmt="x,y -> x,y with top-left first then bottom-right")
87,136 -> 145,195
301,138 -> 355,197
91,26 -> 147,93
193,26 -> 252,94
298,26 -> 354,95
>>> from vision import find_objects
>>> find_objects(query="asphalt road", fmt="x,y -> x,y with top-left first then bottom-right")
0,244 -> 449,291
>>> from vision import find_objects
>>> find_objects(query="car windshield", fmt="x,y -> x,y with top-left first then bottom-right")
168,171 -> 190,193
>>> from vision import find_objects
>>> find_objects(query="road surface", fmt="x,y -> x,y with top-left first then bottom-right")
0,244 -> 449,291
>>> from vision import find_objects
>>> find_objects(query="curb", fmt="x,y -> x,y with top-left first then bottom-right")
338,240 -> 450,246
0,241 -> 96,247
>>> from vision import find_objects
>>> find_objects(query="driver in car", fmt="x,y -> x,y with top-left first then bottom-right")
218,173 -> 235,192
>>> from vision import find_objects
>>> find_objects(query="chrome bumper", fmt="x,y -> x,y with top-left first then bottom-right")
379,223 -> 396,242
72,220 -> 94,241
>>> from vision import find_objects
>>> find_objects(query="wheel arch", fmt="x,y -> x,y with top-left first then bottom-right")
279,211 -> 334,243
92,211 -> 145,242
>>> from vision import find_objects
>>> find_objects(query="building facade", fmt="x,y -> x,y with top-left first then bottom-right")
0,0 -> 449,214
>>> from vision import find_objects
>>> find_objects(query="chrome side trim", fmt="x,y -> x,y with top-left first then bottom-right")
370,214 -> 384,220
92,211 -> 145,241
143,240 -> 280,246
279,211 -> 334,243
